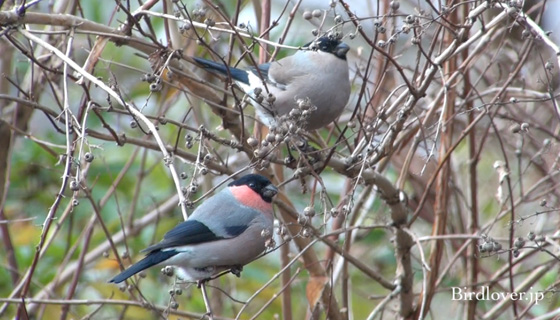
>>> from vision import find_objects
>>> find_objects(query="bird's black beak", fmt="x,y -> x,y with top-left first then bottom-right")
262,184 -> 278,199
335,42 -> 350,58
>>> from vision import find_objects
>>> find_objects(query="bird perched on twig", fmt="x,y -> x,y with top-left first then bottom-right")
109,174 -> 278,283
193,35 -> 351,131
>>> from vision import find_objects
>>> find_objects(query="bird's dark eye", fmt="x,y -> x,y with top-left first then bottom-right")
249,182 -> 256,189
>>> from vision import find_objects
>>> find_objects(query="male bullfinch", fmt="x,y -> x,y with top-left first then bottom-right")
110,174 -> 278,283
193,35 -> 351,130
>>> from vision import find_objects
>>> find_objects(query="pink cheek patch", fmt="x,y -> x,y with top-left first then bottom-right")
230,185 -> 273,213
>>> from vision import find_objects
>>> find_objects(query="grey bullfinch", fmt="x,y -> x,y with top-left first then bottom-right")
193,35 -> 351,130
109,174 -> 278,283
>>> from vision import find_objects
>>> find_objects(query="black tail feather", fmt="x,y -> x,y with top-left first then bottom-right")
193,57 -> 250,84
109,250 -> 178,283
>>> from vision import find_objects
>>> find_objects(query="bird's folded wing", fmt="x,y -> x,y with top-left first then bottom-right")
264,54 -> 309,89
142,220 -> 228,252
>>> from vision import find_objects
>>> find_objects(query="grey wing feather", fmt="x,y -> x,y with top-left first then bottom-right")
265,54 -> 308,88
144,189 -> 257,253
190,188 -> 260,228
142,220 -> 224,253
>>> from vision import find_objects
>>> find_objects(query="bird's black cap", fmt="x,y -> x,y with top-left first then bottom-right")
305,35 -> 350,60
228,174 -> 278,202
